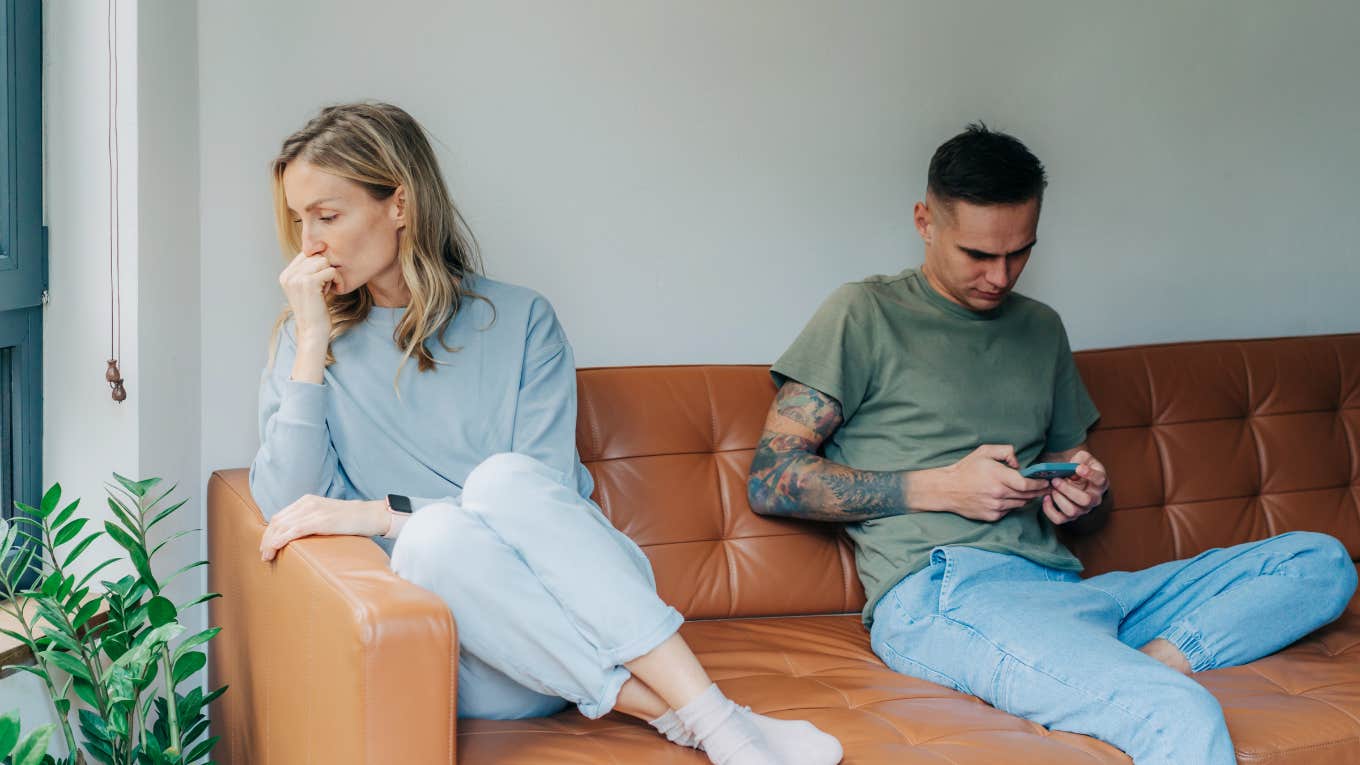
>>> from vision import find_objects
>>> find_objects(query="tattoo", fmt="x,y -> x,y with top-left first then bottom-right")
746,382 -> 910,523
774,384 -> 842,433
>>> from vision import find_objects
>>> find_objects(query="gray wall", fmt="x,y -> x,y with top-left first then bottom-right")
199,0 -> 1360,477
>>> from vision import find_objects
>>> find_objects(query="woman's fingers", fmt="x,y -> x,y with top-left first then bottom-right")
261,518 -> 308,561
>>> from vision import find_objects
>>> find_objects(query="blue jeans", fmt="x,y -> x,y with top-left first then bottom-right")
390,453 -> 684,720
870,533 -> 1357,764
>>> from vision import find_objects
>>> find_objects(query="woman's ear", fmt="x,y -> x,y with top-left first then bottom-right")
391,185 -> 407,227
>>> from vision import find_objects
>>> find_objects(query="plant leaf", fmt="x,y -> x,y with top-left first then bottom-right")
172,627 -> 221,663
149,529 -> 198,559
39,484 -> 61,517
38,573 -> 60,599
0,711 -> 19,756
184,734 -> 220,762
2,664 -> 49,683
146,596 -> 176,628
112,473 -> 162,499
51,498 -> 81,530
146,497 -> 187,531
75,558 -> 119,592
172,651 -> 206,686
31,600 -> 72,634
165,559 -> 208,586
53,517 -> 89,548
146,482 -> 180,513
0,627 -> 34,646
12,723 -> 54,765
104,498 -> 141,540
2,543 -> 38,589
181,716 -> 209,746
62,529 -> 105,571
179,592 -> 221,610
64,585 -> 90,612
40,650 -> 91,683
104,522 -> 158,593
72,598 -> 103,631
39,627 -> 81,655
56,574 -> 75,603
204,683 -> 228,706
73,677 -> 100,709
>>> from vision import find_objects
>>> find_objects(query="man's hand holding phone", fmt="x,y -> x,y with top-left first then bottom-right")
1041,451 -> 1108,526
918,444 -> 1051,523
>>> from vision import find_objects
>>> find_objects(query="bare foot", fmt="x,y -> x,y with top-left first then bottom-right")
1140,638 -> 1192,675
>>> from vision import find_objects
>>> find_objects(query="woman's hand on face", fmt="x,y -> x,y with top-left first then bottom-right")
279,252 -> 337,346
259,496 -> 390,562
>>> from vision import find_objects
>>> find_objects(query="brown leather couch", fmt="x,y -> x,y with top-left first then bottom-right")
209,333 -> 1360,764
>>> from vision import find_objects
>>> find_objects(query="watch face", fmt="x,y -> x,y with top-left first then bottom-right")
387,494 -> 414,514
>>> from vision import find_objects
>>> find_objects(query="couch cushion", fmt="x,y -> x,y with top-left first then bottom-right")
459,572 -> 1360,763
576,366 -> 865,620
1067,334 -> 1360,577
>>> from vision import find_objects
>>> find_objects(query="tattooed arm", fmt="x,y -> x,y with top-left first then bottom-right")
747,381 -> 1051,523
746,381 -> 908,521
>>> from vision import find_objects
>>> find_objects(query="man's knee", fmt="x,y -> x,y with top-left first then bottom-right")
1279,531 -> 1355,585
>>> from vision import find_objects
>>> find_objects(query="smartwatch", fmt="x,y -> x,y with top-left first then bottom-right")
387,493 -> 413,514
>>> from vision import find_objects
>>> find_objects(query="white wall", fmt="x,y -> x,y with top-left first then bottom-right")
135,0 -> 203,632
198,0 -> 1360,478
19,0 -> 202,735
43,0 -> 139,576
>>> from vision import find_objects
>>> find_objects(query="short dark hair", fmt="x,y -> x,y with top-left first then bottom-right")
927,122 -> 1047,211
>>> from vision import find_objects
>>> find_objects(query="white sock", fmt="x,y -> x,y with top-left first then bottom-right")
649,708 -> 701,749
674,684 -> 777,765
735,705 -> 843,764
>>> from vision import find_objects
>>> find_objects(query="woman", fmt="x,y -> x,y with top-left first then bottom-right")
248,102 -> 842,765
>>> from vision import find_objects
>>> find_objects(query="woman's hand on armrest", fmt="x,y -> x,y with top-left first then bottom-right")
260,496 -> 391,561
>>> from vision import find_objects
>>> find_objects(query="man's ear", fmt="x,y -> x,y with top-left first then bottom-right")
913,201 -> 932,245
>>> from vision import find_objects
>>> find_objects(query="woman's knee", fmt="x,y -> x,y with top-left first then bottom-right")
389,502 -> 471,582
463,452 -> 569,514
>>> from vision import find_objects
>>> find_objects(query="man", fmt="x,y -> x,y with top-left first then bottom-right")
747,123 -> 1356,764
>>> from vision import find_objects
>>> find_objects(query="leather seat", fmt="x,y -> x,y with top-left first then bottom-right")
459,591 -> 1360,763
209,333 -> 1360,763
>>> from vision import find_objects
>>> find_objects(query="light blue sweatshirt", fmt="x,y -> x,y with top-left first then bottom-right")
248,275 -> 594,541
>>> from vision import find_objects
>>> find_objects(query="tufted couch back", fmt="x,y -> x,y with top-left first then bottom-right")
575,334 -> 1360,620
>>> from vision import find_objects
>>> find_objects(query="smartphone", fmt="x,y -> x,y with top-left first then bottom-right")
1020,462 -> 1079,480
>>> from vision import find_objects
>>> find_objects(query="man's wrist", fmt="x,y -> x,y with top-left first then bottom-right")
903,466 -> 945,513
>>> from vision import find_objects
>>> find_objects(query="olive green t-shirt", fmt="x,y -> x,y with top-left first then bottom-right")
771,268 -> 1100,624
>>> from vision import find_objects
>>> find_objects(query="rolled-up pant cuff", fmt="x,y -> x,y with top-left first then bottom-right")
1160,622 -> 1214,672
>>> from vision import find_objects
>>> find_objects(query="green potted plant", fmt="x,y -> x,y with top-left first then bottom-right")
0,475 -> 224,765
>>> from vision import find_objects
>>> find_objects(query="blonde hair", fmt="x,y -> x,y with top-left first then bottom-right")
268,102 -> 491,382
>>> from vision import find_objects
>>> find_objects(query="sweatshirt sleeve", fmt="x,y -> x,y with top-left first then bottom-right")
248,321 -> 354,520
509,296 -> 583,485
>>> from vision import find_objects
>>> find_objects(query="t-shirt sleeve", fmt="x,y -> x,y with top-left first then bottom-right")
769,284 -> 874,418
1044,319 -> 1100,453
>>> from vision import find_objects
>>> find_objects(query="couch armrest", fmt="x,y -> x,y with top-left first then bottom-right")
207,469 -> 457,764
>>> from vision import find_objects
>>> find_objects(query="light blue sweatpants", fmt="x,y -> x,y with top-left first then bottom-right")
390,452 -> 684,720
870,533 -> 1356,764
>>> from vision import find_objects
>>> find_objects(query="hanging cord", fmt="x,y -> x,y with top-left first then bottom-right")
105,0 -> 125,402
